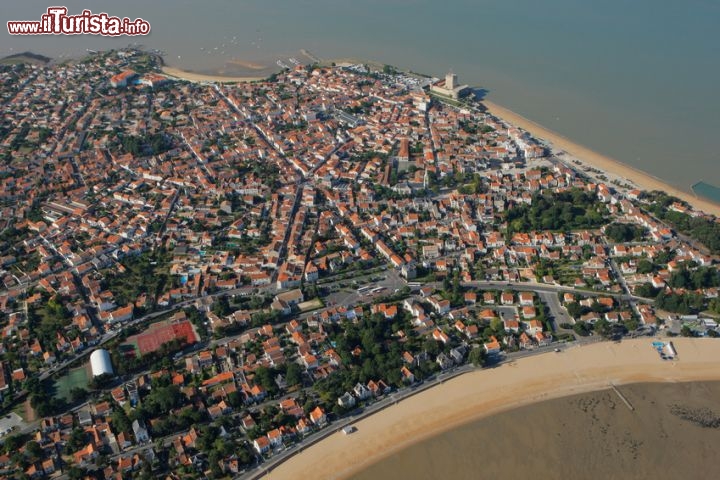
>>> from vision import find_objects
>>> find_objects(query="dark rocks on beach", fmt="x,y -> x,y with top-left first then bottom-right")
670,404 -> 720,428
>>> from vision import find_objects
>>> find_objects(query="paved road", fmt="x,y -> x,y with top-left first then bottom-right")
538,290 -> 575,332
236,337 -> 598,480
461,280 -> 654,304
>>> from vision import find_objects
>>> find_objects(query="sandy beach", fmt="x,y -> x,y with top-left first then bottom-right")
483,100 -> 720,217
264,338 -> 720,480
161,66 -> 265,84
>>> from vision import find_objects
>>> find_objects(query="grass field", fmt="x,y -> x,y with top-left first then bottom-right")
52,366 -> 90,400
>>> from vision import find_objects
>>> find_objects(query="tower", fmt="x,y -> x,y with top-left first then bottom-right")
445,72 -> 457,90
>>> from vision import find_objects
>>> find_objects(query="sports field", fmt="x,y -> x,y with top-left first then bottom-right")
126,320 -> 199,357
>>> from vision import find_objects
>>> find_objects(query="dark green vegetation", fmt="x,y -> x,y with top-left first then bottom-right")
0,51 -> 51,66
120,132 -> 173,157
26,378 -> 68,417
604,223 -> 647,243
27,293 -> 73,355
506,189 -> 607,234
655,291 -> 706,315
667,266 -> 720,291
646,192 -> 720,254
315,313 -> 427,414
643,266 -> 720,314
102,251 -> 171,311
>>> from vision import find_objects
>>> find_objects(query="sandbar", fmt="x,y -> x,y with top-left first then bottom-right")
225,59 -> 268,70
263,338 -> 720,479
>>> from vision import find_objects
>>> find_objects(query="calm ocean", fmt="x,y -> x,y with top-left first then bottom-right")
3,0 -> 719,191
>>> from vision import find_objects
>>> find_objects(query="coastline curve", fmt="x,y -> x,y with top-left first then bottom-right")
262,338 -> 720,480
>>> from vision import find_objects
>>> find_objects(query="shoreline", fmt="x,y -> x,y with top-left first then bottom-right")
262,338 -> 720,479
482,100 -> 720,217
160,66 -> 265,84
157,56 -> 720,219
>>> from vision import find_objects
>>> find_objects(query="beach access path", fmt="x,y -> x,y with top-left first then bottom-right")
262,337 -> 720,480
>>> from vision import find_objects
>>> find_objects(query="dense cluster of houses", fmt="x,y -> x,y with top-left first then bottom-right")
0,49 -> 718,478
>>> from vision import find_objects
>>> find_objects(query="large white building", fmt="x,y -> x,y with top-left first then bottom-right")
89,349 -> 113,377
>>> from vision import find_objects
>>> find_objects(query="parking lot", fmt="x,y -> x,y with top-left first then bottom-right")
0,412 -> 26,437
323,268 -> 406,309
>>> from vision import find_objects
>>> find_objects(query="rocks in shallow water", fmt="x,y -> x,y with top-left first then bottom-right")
670,404 -> 720,428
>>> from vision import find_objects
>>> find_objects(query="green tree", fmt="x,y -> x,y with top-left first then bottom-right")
565,302 -> 583,319
67,467 -> 86,480
634,283 -> 658,298
3,434 -> 26,454
604,223 -> 646,243
423,339 -> 440,356
572,321 -> 591,337
111,407 -> 132,434
69,387 -> 88,404
593,319 -> 612,338
468,347 -> 486,367
637,259 -> 655,274
24,441 -> 43,462
285,363 -> 303,387
490,317 -> 503,334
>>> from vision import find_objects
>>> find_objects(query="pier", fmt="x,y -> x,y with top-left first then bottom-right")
610,383 -> 634,411
300,49 -> 321,63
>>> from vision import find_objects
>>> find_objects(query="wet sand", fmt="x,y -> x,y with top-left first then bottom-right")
225,59 -> 268,70
352,381 -> 720,480
161,66 -> 264,83
483,100 -> 720,217
264,338 -> 720,480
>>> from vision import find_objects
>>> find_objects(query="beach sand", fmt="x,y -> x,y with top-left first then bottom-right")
264,338 -> 720,480
352,381 -> 720,480
161,66 -> 265,84
483,100 -> 720,217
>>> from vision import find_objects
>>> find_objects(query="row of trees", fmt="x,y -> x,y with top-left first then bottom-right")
666,266 -> 719,290
655,291 -> 705,315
